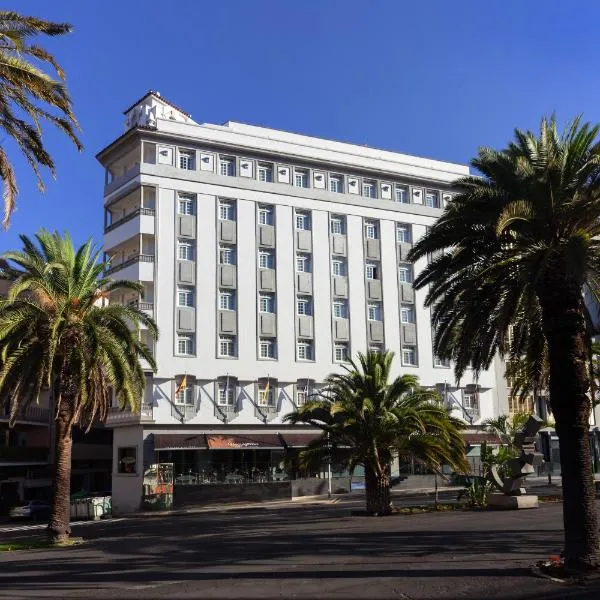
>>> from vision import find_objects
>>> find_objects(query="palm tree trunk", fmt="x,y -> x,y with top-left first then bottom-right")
48,395 -> 73,544
538,281 -> 600,571
365,464 -> 391,515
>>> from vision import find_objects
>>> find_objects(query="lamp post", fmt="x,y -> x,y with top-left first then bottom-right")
327,431 -> 332,499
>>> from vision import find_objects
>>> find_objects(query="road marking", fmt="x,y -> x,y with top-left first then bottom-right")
127,580 -> 184,590
0,518 -> 125,533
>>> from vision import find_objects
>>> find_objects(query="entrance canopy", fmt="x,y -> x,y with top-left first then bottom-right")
280,433 -> 321,448
206,434 -> 282,449
154,434 -> 207,450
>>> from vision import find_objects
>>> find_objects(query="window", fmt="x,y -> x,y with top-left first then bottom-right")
369,344 -> 383,354
434,356 -> 451,368
402,346 -> 417,366
296,253 -> 311,273
332,258 -> 346,277
177,287 -> 194,307
178,150 -> 195,170
219,336 -> 235,357
219,157 -> 235,177
295,211 -> 311,230
365,263 -> 379,280
509,394 -> 534,415
257,162 -> 273,182
178,240 -> 195,261
463,390 -> 479,411
178,193 -> 195,215
297,296 -> 312,316
296,389 -> 308,406
175,378 -> 194,405
329,175 -> 343,193
364,221 -> 378,239
398,263 -> 414,283
219,290 -> 235,310
219,245 -> 236,265
117,447 -> 137,474
259,251 -> 274,269
294,169 -> 309,188
425,190 -> 440,208
259,293 -> 275,313
368,303 -> 382,321
334,343 -> 348,362
297,339 -> 313,360
258,205 -> 274,225
177,335 -> 194,355
259,338 -> 276,359
332,300 -> 347,319
396,224 -> 412,244
362,180 -> 377,198
395,185 -> 409,204
218,381 -> 235,406
330,216 -> 345,234
400,305 -> 415,324
218,200 -> 235,221
257,382 -> 275,407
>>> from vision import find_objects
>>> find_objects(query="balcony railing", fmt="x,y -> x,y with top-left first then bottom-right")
0,405 -> 51,424
105,253 -> 154,276
105,207 -> 155,233
106,403 -> 154,424
0,446 -> 49,462
128,300 -> 154,312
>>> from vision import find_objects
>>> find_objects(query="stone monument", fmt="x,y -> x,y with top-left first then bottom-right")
487,414 -> 545,509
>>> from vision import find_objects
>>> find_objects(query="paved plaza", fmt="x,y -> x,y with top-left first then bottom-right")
1,494 -> 599,600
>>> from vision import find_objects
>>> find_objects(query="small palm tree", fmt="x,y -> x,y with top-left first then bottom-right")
409,116 -> 600,570
285,350 -> 467,515
0,230 -> 157,543
0,11 -> 81,227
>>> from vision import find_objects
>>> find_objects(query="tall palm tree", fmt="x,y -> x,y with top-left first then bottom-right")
0,11 -> 81,228
285,351 -> 467,515
0,230 -> 157,543
409,116 -> 600,570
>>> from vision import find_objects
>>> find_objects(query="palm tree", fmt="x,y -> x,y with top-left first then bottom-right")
0,11 -> 81,228
285,350 -> 467,515
409,116 -> 600,570
0,230 -> 157,543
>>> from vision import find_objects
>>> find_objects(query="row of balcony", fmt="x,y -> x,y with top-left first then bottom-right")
105,207 -> 155,233
0,446 -> 49,463
106,403 -> 154,425
0,405 -> 51,424
105,253 -> 155,277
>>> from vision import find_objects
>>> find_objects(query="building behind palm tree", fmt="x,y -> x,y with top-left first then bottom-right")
97,92 -> 511,513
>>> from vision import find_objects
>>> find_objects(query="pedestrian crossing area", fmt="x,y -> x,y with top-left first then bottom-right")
0,518 -> 124,534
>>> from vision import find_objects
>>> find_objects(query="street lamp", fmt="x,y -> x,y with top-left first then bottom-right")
327,431 -> 332,499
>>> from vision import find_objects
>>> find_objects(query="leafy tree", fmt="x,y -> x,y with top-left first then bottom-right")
285,350 -> 467,515
0,231 -> 157,543
0,11 -> 81,228
409,116 -> 600,570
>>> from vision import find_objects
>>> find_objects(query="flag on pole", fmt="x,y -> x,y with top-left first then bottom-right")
175,373 -> 188,396
264,376 -> 270,404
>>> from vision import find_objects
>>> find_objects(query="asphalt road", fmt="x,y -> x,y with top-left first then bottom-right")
1,495 -> 599,600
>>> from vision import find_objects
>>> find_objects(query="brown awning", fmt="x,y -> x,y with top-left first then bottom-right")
463,433 -> 501,445
280,433 -> 322,448
154,434 -> 207,450
206,434 -> 283,449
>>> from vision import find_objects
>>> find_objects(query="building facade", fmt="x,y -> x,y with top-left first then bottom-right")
98,92 -> 504,513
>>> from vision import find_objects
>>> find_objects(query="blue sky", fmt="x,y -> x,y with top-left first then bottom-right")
2,0 -> 599,251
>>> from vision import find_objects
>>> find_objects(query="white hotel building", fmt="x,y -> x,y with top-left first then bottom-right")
98,92 -> 506,513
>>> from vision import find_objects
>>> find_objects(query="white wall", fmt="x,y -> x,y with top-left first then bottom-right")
111,425 -> 144,515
